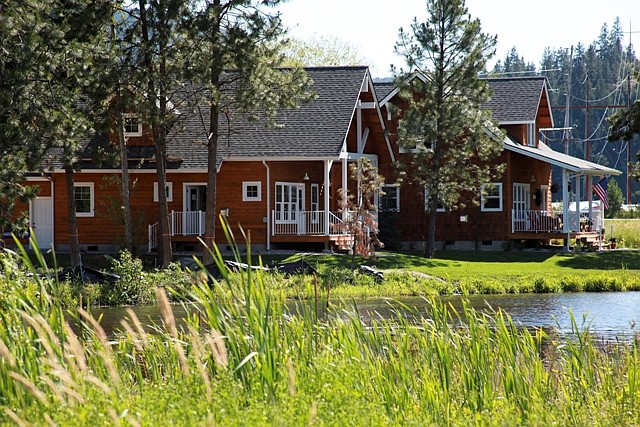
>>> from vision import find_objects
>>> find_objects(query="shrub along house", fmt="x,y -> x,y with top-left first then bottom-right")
16,66 -> 396,254
374,75 -> 620,250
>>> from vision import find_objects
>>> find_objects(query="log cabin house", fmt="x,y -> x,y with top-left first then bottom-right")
375,74 -> 620,250
15,67 -> 394,253
12,67 -> 620,254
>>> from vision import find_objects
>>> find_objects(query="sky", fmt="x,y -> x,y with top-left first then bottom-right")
275,0 -> 640,77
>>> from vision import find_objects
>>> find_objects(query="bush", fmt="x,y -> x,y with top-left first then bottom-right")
105,250 -> 155,306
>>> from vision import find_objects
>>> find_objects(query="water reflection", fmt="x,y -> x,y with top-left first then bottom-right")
90,292 -> 640,341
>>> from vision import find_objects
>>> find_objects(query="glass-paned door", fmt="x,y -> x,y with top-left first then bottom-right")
275,183 -> 305,233
184,184 -> 206,235
513,183 -> 530,231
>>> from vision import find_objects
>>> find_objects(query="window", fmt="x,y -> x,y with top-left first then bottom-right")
123,114 -> 142,137
481,183 -> 503,212
423,186 -> 446,212
154,182 -> 173,202
380,185 -> 400,212
74,183 -> 94,217
310,183 -> 319,223
242,181 -> 261,202
399,140 -> 434,154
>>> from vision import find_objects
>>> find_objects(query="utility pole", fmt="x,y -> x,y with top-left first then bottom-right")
563,46 -> 574,156
627,73 -> 632,204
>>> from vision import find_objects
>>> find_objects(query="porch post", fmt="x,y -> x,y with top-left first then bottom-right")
324,160 -> 333,236
262,161 -> 270,251
342,158 -> 348,221
562,168 -> 570,251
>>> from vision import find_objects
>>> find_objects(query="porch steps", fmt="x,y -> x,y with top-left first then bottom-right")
329,234 -> 352,252
578,233 -> 605,251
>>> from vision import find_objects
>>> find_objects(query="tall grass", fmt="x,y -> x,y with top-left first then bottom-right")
605,218 -> 640,248
1,226 -> 640,426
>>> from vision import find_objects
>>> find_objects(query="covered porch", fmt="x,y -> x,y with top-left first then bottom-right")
505,138 -> 621,247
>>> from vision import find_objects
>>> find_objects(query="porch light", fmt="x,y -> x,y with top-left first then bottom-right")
303,173 -> 309,181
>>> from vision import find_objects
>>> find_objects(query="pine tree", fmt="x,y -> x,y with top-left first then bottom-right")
0,0 -> 113,263
394,0 -> 504,258
183,0 -> 314,264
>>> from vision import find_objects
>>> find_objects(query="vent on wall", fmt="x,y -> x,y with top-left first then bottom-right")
87,245 -> 99,252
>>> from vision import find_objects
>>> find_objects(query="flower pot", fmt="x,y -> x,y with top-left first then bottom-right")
610,243 -> 617,249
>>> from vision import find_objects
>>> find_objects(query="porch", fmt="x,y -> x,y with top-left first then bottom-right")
510,207 -> 605,243
148,210 -> 206,252
148,209 -> 353,252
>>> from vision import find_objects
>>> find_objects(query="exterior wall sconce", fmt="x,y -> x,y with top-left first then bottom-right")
303,173 -> 309,181
530,174 -> 536,182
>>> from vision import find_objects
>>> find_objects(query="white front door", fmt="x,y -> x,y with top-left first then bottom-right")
275,183 -> 305,234
184,184 -> 206,235
31,197 -> 53,250
513,183 -> 531,231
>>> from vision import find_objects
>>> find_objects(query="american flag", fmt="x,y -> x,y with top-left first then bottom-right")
593,176 -> 609,209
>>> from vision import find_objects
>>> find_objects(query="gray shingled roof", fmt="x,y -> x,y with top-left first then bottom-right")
482,76 -> 547,123
373,81 -> 395,104
44,67 -> 368,171
375,75 -> 547,124
167,66 -> 368,170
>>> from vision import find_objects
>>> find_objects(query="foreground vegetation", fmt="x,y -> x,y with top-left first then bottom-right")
1,242 -> 640,426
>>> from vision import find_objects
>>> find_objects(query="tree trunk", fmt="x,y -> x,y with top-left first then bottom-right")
202,104 -> 219,265
117,108 -> 133,252
138,0 -> 171,267
64,164 -> 82,269
424,201 -> 437,258
202,2 -> 222,266
154,136 -> 172,267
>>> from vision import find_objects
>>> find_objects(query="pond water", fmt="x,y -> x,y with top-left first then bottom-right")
90,292 -> 640,341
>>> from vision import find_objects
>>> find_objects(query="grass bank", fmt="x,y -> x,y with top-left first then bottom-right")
1,245 -> 639,426
12,243 -> 640,306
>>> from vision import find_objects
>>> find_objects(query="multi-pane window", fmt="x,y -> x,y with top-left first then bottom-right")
242,182 -> 261,201
379,185 -> 400,212
153,182 -> 173,202
123,114 -> 142,137
74,183 -> 94,217
423,186 -> 446,212
310,184 -> 319,223
275,183 -> 300,223
481,183 -> 503,212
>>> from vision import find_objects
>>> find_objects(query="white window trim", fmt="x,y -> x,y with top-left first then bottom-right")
399,140 -> 434,154
123,113 -> 142,137
310,183 -> 320,224
481,183 -> 503,212
154,182 -> 173,202
74,183 -> 94,217
380,184 -> 400,212
424,186 -> 446,212
527,123 -> 536,147
242,181 -> 262,202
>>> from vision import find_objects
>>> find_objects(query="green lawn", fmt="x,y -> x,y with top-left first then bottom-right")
282,249 -> 640,282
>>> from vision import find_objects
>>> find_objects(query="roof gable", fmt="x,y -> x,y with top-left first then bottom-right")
375,74 -> 553,128
168,66 -> 373,169
483,76 -> 552,125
